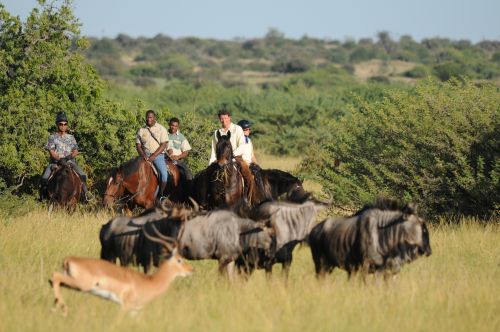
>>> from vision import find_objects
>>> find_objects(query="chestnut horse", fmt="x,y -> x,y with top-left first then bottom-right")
47,159 -> 82,211
103,157 -> 182,212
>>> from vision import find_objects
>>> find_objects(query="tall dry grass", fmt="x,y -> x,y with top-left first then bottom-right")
0,207 -> 498,332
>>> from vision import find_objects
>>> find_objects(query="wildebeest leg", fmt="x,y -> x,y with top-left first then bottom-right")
226,261 -> 236,282
218,257 -> 236,281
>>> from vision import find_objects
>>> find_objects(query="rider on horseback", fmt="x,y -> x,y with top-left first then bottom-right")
40,112 -> 90,201
136,110 -> 169,199
209,108 -> 254,204
237,119 -> 258,165
166,117 -> 192,180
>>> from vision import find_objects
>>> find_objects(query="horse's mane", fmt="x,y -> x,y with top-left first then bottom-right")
116,157 -> 142,179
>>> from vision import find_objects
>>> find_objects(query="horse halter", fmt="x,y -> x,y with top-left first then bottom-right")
103,176 -> 124,199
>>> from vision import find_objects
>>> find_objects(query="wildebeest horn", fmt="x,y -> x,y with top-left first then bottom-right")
143,225 -> 176,251
188,196 -> 199,212
312,191 -> 334,206
160,196 -> 173,212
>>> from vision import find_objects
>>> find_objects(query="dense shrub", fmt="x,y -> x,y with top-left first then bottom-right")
300,79 -> 500,218
404,65 -> 430,78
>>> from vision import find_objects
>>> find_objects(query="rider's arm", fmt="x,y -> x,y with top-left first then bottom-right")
232,126 -> 246,157
136,143 -> 147,160
68,148 -> 78,159
173,150 -> 189,161
149,141 -> 168,161
209,133 -> 217,164
49,149 -> 60,161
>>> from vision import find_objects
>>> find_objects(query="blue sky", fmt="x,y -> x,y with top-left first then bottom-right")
3,0 -> 500,42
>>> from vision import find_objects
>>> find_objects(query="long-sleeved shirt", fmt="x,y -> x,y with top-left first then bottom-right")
209,123 -> 245,164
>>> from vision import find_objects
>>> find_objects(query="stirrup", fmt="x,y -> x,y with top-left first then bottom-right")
84,191 -> 94,202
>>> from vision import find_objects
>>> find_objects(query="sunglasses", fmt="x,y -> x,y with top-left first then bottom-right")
58,123 -> 68,126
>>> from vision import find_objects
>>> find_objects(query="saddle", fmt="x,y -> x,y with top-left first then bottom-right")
148,157 -> 180,187
48,162 -> 79,181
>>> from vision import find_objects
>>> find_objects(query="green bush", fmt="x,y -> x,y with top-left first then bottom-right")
433,62 -> 470,81
300,79 -> 500,218
404,65 -> 430,78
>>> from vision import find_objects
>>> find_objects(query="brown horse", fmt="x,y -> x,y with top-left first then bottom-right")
193,131 -> 245,209
47,160 -> 82,211
103,157 -> 182,212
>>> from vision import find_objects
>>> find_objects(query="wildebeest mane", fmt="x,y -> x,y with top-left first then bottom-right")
354,197 -> 407,216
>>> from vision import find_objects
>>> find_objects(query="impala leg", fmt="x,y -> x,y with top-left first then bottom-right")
50,271 -> 93,316
50,272 -> 70,315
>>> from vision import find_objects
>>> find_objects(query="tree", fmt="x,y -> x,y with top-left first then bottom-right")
0,0 -> 137,192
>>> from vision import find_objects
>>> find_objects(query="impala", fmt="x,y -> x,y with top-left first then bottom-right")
50,228 -> 193,315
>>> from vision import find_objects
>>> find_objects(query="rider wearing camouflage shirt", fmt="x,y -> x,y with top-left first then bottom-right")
40,112 -> 90,201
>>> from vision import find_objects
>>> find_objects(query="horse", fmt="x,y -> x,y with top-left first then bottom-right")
193,131 -> 245,209
102,156 -> 182,213
259,168 -> 310,203
47,159 -> 82,211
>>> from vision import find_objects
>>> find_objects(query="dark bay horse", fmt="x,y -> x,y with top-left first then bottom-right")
103,157 -> 182,212
259,168 -> 310,203
194,131 -> 245,209
47,160 -> 82,211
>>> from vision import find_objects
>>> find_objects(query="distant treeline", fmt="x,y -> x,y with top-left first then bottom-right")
85,29 -> 500,86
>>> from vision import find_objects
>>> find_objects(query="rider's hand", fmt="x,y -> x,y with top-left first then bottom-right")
148,155 -> 156,162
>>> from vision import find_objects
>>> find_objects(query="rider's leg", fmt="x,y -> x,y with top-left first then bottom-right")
236,158 -> 254,205
40,164 -> 53,200
68,161 -> 90,199
177,161 -> 193,181
152,154 -> 169,197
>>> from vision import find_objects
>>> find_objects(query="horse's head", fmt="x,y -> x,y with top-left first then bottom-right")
215,130 -> 233,165
102,167 -> 125,207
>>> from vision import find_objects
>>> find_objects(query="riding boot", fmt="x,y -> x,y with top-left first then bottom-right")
81,182 -> 90,202
39,180 -> 48,201
159,182 -> 167,199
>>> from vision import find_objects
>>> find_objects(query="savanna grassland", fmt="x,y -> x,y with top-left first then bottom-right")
1,207 -> 498,332
1,155 -> 498,332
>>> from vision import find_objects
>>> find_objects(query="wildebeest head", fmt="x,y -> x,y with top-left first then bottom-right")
399,203 -> 432,257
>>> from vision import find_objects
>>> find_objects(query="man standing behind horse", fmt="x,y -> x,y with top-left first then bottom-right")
209,108 -> 254,203
136,110 -> 169,199
40,112 -> 90,201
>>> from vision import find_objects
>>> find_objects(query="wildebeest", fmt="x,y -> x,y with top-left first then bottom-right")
99,202 -> 196,272
176,209 -> 273,280
308,199 -> 431,279
47,159 -> 82,211
236,200 -> 329,276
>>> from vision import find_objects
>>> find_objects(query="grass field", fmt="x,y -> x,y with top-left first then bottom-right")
0,208 -> 498,332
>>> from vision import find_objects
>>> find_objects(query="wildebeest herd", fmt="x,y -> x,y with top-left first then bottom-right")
50,192 -> 432,314
49,136 -> 432,315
